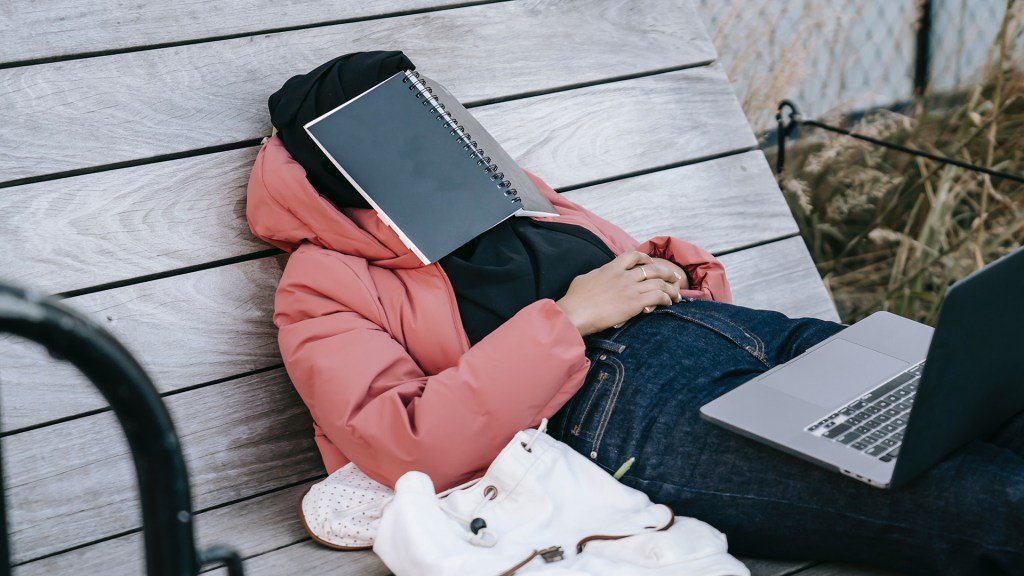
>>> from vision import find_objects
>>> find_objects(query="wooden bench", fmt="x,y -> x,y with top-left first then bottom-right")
0,1 -> 896,574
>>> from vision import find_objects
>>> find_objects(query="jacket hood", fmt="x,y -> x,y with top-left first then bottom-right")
246,135 -> 426,269
268,50 -> 415,210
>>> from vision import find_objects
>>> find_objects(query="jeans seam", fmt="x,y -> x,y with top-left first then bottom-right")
704,310 -> 767,363
572,368 -> 607,437
591,355 -> 625,459
628,479 -> 1024,555
660,309 -> 770,368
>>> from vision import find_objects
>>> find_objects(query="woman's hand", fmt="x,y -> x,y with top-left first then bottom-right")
556,251 -> 686,336
649,257 -> 689,291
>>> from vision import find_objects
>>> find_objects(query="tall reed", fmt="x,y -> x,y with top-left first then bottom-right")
774,0 -> 1023,325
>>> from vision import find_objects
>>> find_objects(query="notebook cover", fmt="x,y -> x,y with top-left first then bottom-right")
304,72 -> 523,264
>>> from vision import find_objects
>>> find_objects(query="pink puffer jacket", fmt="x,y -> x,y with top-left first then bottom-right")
246,135 -> 732,491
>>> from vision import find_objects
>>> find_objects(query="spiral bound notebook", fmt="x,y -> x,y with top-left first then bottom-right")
304,70 -> 558,265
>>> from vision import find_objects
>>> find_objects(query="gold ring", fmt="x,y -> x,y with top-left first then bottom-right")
640,266 -> 648,280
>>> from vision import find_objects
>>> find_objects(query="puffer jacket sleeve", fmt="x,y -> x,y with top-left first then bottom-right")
633,236 -> 732,303
536,175 -> 732,303
275,245 -> 591,491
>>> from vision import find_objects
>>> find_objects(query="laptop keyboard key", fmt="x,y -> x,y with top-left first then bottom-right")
805,360 -> 924,461
866,444 -> 889,456
822,423 -> 853,439
837,431 -> 863,445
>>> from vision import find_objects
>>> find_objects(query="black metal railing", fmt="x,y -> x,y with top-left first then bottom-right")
0,283 -> 244,576
774,99 -> 1024,185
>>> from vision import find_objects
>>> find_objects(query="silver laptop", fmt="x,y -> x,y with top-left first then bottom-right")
700,246 -> 1024,489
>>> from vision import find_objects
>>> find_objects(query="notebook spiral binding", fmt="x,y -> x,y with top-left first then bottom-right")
403,71 -> 521,204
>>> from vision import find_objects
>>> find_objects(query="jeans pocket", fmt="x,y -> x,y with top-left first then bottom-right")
655,302 -> 770,367
571,339 -> 626,461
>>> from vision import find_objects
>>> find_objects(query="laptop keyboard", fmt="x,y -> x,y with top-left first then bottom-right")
805,361 -> 924,462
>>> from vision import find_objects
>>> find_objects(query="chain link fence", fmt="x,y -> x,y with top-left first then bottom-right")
694,0 -> 1015,131
691,0 -> 1024,325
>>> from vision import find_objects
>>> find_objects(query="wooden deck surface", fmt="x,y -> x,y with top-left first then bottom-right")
1,1 -> 896,574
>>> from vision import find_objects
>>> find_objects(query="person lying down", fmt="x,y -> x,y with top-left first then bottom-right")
246,50 -> 1024,575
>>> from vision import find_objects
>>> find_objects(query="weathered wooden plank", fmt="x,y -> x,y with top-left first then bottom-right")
16,483 -> 314,576
0,0 -> 717,183
205,548 -> 855,576
4,368 -> 320,563
0,147 -> 264,294
721,236 -> 841,323
0,255 -> 286,431
4,237 -> 833,564
0,0 -> 465,65
205,541 -> 390,576
562,151 -> 793,252
1,67 -> 758,295
0,153 -> 780,431
12,492 -> 823,575
492,65 -> 755,191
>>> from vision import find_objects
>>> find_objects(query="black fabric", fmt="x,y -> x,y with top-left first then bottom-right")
442,219 -> 615,345
269,50 -> 416,209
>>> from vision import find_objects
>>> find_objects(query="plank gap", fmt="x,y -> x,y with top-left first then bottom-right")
11,527 -> 138,567
42,145 -> 758,300
197,536 -> 315,574
468,60 -> 718,108
55,249 -> 284,299
715,232 -> 802,258
13,474 -> 325,570
557,145 -> 758,193
192,474 -> 323,517
0,363 -> 285,438
0,63 -> 723,190
0,0 -> 509,71
0,139 -> 264,191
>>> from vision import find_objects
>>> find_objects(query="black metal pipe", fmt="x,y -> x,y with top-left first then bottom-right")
772,98 -> 1024,184
800,117 -> 1024,184
914,0 -> 933,96
775,100 -> 801,174
0,284 -> 199,576
199,545 -> 246,576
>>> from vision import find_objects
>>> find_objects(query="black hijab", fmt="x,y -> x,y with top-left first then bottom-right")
268,50 -> 415,209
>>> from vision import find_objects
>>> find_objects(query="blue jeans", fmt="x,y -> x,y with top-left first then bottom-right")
549,299 -> 1024,576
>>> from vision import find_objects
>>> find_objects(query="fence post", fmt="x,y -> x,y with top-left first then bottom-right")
914,0 -> 933,96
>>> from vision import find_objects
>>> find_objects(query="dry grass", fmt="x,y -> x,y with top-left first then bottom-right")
772,1 -> 1024,325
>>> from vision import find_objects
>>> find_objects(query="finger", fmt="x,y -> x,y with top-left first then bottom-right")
638,279 -> 680,302
644,262 -> 683,284
638,288 -> 674,313
646,266 -> 684,301
617,251 -> 654,270
629,263 -> 674,284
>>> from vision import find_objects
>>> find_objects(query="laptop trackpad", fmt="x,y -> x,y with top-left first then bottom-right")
763,339 -> 908,408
